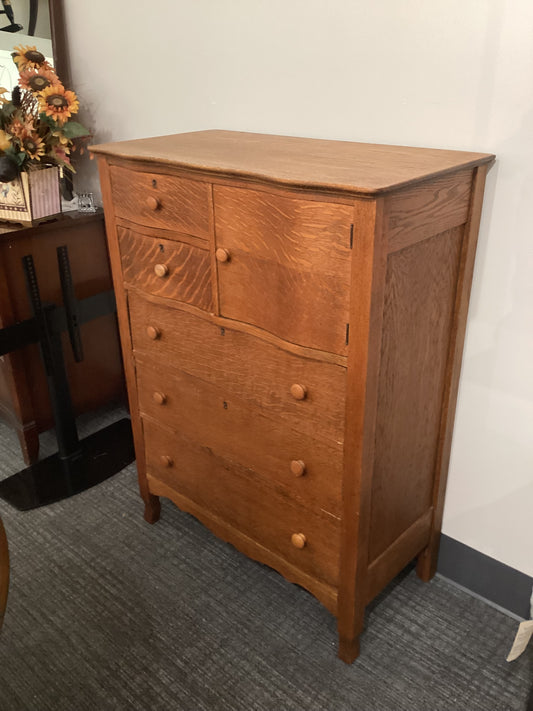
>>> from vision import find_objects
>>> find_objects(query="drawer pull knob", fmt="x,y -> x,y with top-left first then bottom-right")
154,263 -> 169,278
291,533 -> 307,549
215,248 -> 230,263
152,391 -> 167,405
290,383 -> 307,400
147,195 -> 160,211
290,460 -> 306,477
160,455 -> 173,468
146,325 -> 161,340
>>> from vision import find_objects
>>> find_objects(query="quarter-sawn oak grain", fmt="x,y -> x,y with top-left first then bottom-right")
92,130 -> 494,663
118,228 -> 213,311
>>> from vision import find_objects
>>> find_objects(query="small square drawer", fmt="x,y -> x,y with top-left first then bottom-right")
118,227 -> 213,311
109,165 -> 210,238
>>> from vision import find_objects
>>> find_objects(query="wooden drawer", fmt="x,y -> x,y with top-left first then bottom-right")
109,165 -> 210,238
213,185 -> 353,354
143,418 -> 341,587
136,361 -> 343,516
118,228 -> 213,311
129,293 -> 346,446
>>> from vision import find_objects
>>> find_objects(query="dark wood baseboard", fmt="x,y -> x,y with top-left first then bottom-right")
437,534 -> 532,619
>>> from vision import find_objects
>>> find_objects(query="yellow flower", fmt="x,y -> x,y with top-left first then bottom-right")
19,128 -> 45,160
0,130 -> 11,151
19,67 -> 59,94
38,84 -> 79,125
0,87 -> 9,105
8,118 -> 34,138
12,45 -> 48,70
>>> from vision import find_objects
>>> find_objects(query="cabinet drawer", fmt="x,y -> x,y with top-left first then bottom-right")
129,293 -> 346,446
109,165 -> 210,238
214,186 -> 353,354
136,362 -> 343,516
118,228 -> 213,311
143,419 -> 341,587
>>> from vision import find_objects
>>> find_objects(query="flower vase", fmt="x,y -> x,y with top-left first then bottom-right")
0,166 -> 61,226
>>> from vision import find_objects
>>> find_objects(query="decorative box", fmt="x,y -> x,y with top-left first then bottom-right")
0,166 -> 61,226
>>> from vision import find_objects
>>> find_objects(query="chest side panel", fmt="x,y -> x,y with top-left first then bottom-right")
368,225 -> 464,562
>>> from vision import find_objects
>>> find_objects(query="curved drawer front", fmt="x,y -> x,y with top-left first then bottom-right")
143,418 -> 341,587
118,228 -> 213,311
109,165 -> 210,238
136,361 -> 343,517
129,292 -> 346,447
214,185 -> 353,355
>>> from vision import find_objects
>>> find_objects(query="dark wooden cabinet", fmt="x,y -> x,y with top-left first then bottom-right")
92,130 -> 494,662
0,211 -> 125,463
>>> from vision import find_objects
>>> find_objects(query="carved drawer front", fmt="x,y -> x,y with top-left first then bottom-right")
143,418 -> 341,587
118,228 -> 213,311
129,293 -> 347,446
136,361 -> 343,516
109,165 -> 210,238
213,185 -> 353,354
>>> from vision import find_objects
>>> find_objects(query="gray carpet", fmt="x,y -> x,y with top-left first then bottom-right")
0,408 -> 531,711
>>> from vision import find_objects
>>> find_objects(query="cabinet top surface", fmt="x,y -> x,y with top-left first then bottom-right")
91,130 -> 494,195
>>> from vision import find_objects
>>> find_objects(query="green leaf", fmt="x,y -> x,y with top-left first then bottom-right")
0,103 -> 16,125
4,147 -> 26,167
61,121 -> 90,139
39,112 -> 58,130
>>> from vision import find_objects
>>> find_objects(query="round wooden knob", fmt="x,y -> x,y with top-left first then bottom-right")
215,248 -> 230,263
291,533 -> 307,549
146,325 -> 161,340
290,383 -> 307,400
290,460 -> 306,477
154,263 -> 169,278
147,195 -> 160,211
152,391 -> 167,405
160,455 -> 173,468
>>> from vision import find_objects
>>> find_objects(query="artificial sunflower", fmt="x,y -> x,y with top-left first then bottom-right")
12,45 -> 47,71
19,128 -> 45,160
8,118 -> 34,138
18,67 -> 59,94
38,84 -> 79,125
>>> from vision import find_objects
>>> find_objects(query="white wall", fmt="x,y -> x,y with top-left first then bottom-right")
63,0 -> 533,577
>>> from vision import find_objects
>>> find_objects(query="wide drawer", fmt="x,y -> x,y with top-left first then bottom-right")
143,418 -> 341,587
213,185 -> 353,354
118,228 -> 213,311
136,361 -> 343,516
129,292 -> 346,446
109,164 -> 210,238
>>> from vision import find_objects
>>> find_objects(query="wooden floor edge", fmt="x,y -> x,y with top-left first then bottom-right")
365,509 -> 433,603
146,475 -> 339,615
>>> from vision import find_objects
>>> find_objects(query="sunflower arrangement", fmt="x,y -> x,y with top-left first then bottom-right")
0,45 -> 89,182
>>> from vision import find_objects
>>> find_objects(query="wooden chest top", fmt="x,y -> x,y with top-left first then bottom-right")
91,130 -> 494,196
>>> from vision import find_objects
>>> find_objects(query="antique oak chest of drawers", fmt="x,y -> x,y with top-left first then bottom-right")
92,131 -> 494,662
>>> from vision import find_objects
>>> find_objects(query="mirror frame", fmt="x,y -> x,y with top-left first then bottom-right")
48,0 -> 70,87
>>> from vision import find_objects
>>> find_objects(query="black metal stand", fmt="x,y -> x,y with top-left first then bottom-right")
0,246 -> 134,511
